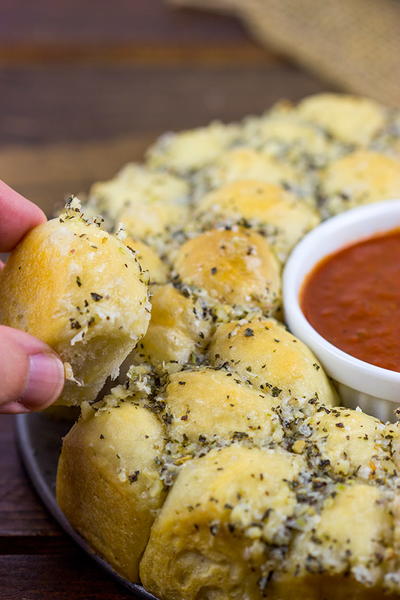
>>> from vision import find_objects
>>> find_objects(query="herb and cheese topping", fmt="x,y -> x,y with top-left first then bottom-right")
54,93 -> 400,599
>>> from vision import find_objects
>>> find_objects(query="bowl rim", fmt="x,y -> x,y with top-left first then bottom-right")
283,199 -> 400,402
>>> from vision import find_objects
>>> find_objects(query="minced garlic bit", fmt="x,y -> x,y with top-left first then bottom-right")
63,362 -> 82,386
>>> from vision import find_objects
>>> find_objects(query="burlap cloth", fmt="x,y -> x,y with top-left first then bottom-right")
169,0 -> 400,107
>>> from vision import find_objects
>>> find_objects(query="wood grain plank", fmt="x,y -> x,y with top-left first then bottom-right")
0,416 -> 60,537
0,64 -> 328,146
0,42 -> 272,67
0,534 -> 67,554
0,0 -> 276,67
0,550 -> 134,599
1,0 -> 247,44
0,135 -> 153,214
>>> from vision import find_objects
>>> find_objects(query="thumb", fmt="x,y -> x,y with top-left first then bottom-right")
0,326 -> 65,413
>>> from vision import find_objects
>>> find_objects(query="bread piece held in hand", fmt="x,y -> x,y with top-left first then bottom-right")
0,201 -> 151,406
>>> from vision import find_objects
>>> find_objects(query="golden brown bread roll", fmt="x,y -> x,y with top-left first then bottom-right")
146,121 -> 239,173
208,318 -> 338,407
314,483 -> 392,579
173,228 -> 281,315
140,445 -> 306,600
57,402 -> 166,581
135,283 -> 212,368
193,180 -> 319,261
305,406 -> 396,480
297,93 -> 386,146
161,367 -> 283,451
89,163 -> 190,239
123,237 -> 168,284
280,482 -> 396,599
0,207 -> 150,405
320,150 -> 400,216
203,147 -> 301,192
242,110 -> 339,168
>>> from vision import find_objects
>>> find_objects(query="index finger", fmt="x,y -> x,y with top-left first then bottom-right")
0,180 -> 46,252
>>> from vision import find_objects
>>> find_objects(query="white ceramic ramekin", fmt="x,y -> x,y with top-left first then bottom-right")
283,200 -> 400,422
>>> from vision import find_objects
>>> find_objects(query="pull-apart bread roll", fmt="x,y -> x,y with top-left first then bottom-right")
123,237 -> 168,284
0,206 -> 151,405
160,367 -> 283,452
297,93 -> 386,146
202,147 -> 301,193
193,180 -> 319,261
242,110 -> 340,168
140,446 -> 307,600
304,406 -> 396,480
135,283 -> 211,368
57,402 -> 166,581
89,163 -> 190,241
277,482 -> 397,600
173,228 -> 281,315
146,121 -> 239,174
208,318 -> 338,407
320,150 -> 400,217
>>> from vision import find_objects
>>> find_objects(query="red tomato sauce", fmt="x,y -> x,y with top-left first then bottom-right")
301,228 -> 400,372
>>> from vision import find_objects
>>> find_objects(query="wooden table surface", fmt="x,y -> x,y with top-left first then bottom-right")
0,1 -> 333,598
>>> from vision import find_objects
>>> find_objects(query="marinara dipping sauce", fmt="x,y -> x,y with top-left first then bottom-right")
301,227 -> 400,372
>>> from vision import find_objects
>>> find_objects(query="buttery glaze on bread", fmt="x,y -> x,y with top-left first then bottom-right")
173,228 -> 281,314
135,283 -> 212,368
27,92 -> 400,598
193,180 -> 319,261
123,237 -> 168,284
320,150 -> 400,217
146,121 -> 240,173
89,163 -> 190,240
0,204 -> 151,405
202,147 -> 302,193
57,402 -> 166,580
208,318 -> 338,407
297,93 -> 386,146
140,446 -> 307,600
140,444 -> 399,600
161,368 -> 284,450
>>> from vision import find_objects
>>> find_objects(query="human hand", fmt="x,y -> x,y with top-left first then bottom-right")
0,180 -> 65,413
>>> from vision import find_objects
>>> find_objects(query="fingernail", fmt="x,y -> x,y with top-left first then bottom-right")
20,353 -> 65,410
0,401 -> 30,414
